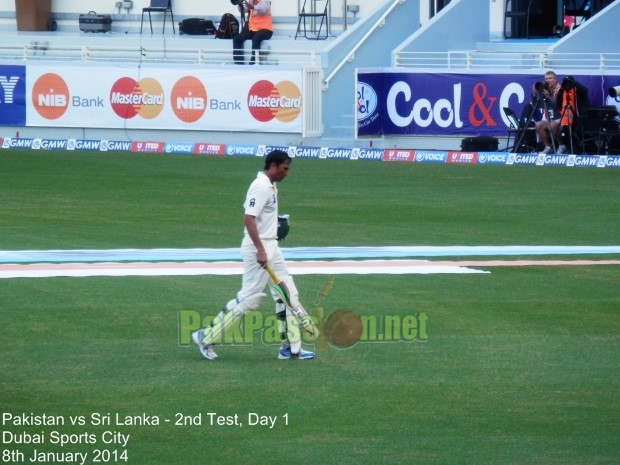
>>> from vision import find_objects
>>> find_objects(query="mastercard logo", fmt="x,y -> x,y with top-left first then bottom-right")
247,80 -> 301,123
32,73 -> 70,120
110,77 -> 165,120
170,76 -> 207,123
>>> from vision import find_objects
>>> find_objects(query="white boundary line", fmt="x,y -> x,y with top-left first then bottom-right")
1,258 -> 619,279
0,260 -> 485,279
1,245 -> 620,263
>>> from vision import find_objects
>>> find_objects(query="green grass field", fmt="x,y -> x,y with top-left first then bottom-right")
1,150 -> 619,465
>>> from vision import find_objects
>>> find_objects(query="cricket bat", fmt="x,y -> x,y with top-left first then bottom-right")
264,264 -> 319,336
264,264 -> 292,306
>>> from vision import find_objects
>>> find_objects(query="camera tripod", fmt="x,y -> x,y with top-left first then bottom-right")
515,92 -> 556,154
238,3 -> 247,28
559,97 -> 575,154
231,0 -> 249,28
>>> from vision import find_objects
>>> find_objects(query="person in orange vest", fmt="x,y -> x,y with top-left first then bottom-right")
233,0 -> 273,65
555,76 -> 591,154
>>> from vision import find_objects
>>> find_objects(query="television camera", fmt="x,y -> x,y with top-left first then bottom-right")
561,76 -> 576,92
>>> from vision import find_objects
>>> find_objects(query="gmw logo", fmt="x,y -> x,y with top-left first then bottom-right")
178,277 -> 428,351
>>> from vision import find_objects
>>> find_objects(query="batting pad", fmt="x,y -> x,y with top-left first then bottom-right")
200,310 -> 241,345
287,303 -> 319,337
201,293 -> 266,345
284,276 -> 300,307
284,314 -> 303,345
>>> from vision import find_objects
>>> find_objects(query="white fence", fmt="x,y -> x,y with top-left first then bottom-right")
0,42 -> 322,66
394,51 -> 620,71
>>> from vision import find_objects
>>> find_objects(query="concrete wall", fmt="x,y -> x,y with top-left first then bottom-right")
318,0 -> 421,143
395,0 -> 490,55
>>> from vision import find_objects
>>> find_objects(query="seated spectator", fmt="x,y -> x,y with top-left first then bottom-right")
233,0 -> 272,65
532,71 -> 561,154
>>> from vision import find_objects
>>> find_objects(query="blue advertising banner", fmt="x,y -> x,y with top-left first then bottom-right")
0,65 -> 27,126
357,71 -> 615,137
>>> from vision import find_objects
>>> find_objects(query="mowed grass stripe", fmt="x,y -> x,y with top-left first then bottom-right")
0,150 -> 618,464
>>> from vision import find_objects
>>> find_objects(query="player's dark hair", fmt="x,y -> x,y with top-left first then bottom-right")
264,150 -> 291,170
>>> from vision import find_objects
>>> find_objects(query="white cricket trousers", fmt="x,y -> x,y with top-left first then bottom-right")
237,237 -> 291,303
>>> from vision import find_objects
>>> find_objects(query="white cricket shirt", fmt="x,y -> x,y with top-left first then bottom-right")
243,171 -> 278,240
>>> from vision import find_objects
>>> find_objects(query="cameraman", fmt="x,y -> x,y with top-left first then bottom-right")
232,0 -> 273,65
532,71 -> 561,154
555,76 -> 591,153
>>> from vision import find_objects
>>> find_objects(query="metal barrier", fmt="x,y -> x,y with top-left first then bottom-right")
0,43 -> 321,66
394,51 -> 620,70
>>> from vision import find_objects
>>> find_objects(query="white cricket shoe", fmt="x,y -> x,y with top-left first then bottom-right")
278,346 -> 315,360
192,329 -> 218,360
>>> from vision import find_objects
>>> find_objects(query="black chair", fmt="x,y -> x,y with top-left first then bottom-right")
140,0 -> 175,34
295,0 -> 329,40
607,134 -> 620,155
580,106 -> 620,154
503,106 -> 537,152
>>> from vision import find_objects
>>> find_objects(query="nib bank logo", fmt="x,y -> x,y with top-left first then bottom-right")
110,77 -> 165,119
178,277 -> 428,351
171,76 -> 207,123
247,80 -> 301,123
32,73 -> 70,120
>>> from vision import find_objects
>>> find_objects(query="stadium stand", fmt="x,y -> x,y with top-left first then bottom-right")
1,0 -> 619,152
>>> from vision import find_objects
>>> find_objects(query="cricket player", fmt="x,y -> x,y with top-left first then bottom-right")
192,150 -> 315,360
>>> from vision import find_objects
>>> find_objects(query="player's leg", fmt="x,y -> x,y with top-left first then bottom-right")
192,297 -> 236,360
275,300 -> 293,359
270,248 -> 315,360
192,240 -> 269,360
196,293 -> 266,343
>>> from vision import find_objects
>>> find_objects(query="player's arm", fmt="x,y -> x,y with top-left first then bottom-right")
244,214 -> 267,266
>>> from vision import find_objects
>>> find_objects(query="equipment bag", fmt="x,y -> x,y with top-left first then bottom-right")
79,11 -> 112,33
179,18 -> 216,35
460,136 -> 499,152
215,13 -> 239,39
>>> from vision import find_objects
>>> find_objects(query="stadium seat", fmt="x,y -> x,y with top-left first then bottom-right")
295,0 -> 329,40
503,106 -> 537,152
140,0 -> 175,34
